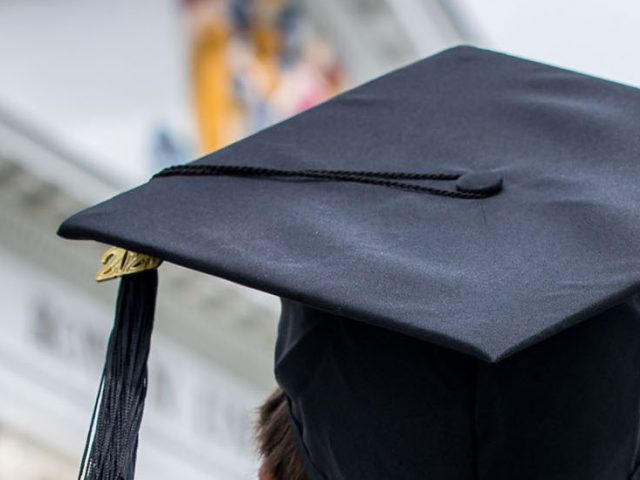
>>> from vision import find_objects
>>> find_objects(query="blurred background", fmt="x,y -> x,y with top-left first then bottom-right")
1,0 -> 639,479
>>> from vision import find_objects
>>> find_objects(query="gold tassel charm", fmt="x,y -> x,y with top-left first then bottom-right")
96,247 -> 162,282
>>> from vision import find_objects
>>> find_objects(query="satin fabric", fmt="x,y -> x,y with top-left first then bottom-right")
276,298 -> 640,479
59,47 -> 640,362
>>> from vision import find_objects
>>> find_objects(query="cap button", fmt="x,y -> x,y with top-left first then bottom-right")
456,170 -> 503,195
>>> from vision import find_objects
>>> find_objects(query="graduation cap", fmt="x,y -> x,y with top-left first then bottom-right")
58,46 -> 640,479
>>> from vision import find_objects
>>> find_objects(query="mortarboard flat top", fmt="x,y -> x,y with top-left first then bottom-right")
59,46 -> 640,363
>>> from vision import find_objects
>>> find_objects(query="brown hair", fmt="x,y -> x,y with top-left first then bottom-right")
256,387 -> 309,480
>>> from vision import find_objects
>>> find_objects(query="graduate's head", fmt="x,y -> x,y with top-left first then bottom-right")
60,46 -> 640,480
256,387 -> 308,480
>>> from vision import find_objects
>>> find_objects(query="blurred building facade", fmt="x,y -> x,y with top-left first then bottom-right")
0,104 -> 279,479
0,1 -> 467,479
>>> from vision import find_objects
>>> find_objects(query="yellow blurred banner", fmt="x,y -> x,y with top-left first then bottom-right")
185,0 -> 344,153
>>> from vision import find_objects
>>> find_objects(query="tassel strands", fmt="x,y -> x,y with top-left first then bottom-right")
78,268 -> 158,480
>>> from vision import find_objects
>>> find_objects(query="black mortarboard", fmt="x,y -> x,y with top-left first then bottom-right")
59,46 -> 640,479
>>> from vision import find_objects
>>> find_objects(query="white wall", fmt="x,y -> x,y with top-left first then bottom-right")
0,0 -> 195,183
454,0 -> 640,87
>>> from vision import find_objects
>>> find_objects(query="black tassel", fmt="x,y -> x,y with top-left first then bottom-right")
78,268 -> 158,480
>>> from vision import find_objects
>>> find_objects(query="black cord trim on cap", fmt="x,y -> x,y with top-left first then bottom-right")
153,165 -> 493,199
